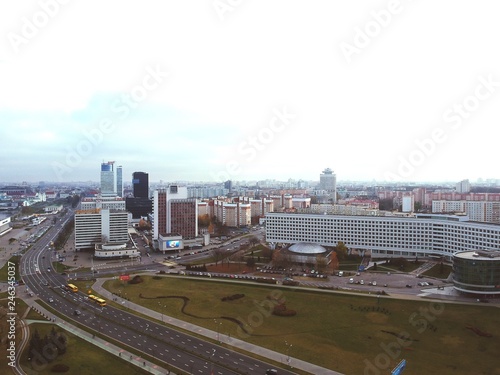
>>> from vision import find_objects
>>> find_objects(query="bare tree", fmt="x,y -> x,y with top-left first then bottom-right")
315,255 -> 328,274
211,248 -> 226,266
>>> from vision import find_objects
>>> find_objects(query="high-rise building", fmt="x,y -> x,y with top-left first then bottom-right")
132,172 -> 149,198
116,165 -> 123,197
153,185 -> 194,239
319,168 -> 337,203
456,179 -> 471,193
170,198 -> 198,239
100,161 -> 116,196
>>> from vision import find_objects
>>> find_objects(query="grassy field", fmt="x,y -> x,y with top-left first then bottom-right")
20,323 -> 150,375
102,276 -> 500,375
0,255 -> 21,282
422,263 -> 453,279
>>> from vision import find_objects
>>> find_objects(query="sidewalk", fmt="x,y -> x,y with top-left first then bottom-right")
92,278 -> 341,375
19,299 -> 172,375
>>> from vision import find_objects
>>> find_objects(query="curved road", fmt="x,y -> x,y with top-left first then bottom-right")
19,208 -> 300,375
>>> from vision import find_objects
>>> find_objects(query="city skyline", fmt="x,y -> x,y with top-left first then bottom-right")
1,1 -> 500,184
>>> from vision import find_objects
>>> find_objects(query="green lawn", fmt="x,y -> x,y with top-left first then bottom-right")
20,323 -> 150,375
0,255 -> 21,282
102,276 -> 500,375
422,263 -> 453,279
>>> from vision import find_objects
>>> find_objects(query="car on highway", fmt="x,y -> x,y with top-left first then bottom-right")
48,297 -> 54,303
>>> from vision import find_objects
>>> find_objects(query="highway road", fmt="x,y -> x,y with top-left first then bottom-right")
19,207 -> 297,375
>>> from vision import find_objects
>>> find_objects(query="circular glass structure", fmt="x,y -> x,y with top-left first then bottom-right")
453,250 -> 500,295
288,242 -> 327,254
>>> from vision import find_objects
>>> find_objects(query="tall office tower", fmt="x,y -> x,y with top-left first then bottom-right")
100,161 -> 116,196
170,199 -> 198,238
456,179 -> 471,193
153,185 -> 193,239
153,189 -> 168,240
320,168 -> 337,203
132,172 -> 149,198
116,165 -> 123,197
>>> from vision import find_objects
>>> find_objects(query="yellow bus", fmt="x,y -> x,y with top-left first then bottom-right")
88,294 -> 106,307
67,284 -> 78,293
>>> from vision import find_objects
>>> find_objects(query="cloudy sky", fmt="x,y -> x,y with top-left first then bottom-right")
1,0 -> 500,185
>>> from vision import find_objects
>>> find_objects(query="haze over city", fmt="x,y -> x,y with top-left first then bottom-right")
1,1 -> 500,184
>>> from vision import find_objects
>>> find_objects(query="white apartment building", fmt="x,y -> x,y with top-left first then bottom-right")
81,196 -> 126,211
265,212 -> 500,260
74,208 -> 129,250
432,200 -> 500,224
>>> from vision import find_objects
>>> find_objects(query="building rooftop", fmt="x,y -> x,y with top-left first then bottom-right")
454,250 -> 500,260
289,242 -> 327,254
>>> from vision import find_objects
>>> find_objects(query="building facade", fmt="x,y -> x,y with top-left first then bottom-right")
152,186 -> 197,240
100,161 -> 118,196
74,208 -> 129,250
453,250 -> 500,295
265,212 -> 500,260
319,168 -> 337,203
132,172 -> 149,198
432,200 -> 500,224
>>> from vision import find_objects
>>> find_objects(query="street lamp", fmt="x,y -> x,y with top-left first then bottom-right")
285,341 -> 292,366
159,302 -> 164,322
214,319 -> 222,342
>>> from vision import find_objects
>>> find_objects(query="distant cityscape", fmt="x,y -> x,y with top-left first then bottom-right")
3,161 -> 500,299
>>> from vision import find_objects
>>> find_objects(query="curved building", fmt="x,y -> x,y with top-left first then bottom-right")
453,250 -> 500,295
289,242 -> 327,254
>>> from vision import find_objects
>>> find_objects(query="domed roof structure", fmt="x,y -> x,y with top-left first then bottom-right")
289,242 -> 327,254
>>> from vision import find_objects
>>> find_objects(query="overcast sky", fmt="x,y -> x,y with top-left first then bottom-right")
1,0 -> 500,185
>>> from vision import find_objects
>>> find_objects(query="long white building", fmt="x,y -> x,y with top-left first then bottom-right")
265,212 -> 500,260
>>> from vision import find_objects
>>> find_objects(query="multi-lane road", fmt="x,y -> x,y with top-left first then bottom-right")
20,208 -> 297,375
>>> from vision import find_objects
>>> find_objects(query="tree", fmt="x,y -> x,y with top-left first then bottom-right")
198,214 -> 210,227
315,255 -> 328,274
246,257 -> 256,269
211,248 -> 226,266
335,241 -> 348,261
261,246 -> 273,261
329,251 -> 339,273
248,235 -> 260,247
